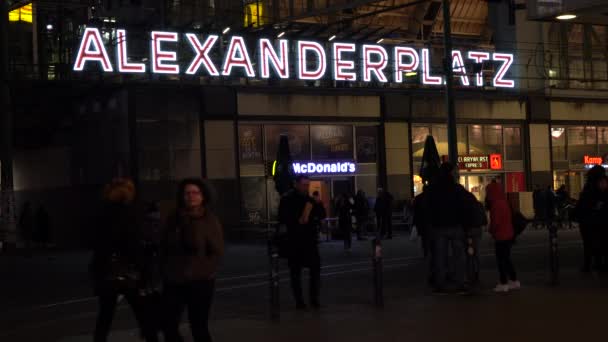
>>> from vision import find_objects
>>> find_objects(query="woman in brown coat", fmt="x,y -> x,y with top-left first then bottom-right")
162,178 -> 224,342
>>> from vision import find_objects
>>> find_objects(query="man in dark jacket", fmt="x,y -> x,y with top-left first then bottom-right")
278,175 -> 321,310
422,163 -> 475,294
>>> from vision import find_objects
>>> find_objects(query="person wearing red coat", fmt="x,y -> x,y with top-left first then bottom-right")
485,179 -> 520,293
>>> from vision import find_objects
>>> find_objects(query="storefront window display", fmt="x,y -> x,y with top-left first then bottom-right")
551,125 -> 608,199
412,124 -> 523,199
239,123 -> 379,224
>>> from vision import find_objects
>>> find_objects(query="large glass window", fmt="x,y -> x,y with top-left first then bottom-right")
504,127 -> 522,160
567,126 -> 597,163
598,127 -> 608,156
411,125 -> 430,162
468,125 -> 503,155
355,126 -> 378,163
265,125 -> 310,161
311,125 -> 354,160
551,127 -> 566,161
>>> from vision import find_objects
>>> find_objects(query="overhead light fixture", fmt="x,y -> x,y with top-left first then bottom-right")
556,14 -> 576,20
328,35 -> 336,41
376,38 -> 384,44
46,24 -> 53,30
277,31 -> 285,38
222,27 -> 231,34
551,127 -> 565,139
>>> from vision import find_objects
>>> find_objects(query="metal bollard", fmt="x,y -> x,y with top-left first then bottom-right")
549,224 -> 560,286
372,238 -> 384,308
268,225 -> 280,321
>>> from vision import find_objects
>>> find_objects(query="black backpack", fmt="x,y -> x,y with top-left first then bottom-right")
512,210 -> 528,236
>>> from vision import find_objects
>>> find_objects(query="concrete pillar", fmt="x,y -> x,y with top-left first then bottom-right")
204,120 -> 240,228
529,124 -> 552,188
384,122 -> 411,202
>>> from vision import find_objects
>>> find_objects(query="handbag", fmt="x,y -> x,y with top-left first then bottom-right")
105,253 -> 141,292
409,226 -> 419,242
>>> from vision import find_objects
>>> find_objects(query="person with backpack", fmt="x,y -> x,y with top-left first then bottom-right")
485,179 -> 520,293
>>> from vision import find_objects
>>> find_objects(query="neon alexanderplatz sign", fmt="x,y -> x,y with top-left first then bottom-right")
73,28 -> 515,88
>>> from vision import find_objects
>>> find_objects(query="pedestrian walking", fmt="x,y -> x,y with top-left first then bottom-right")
573,165 -> 608,273
354,190 -> 369,241
89,178 -> 158,342
137,202 -> 164,340
375,189 -> 394,239
413,186 -> 433,284
532,185 -> 546,229
162,179 -> 224,342
278,175 -> 321,310
485,179 -> 520,293
422,163 -> 473,294
337,193 -> 354,251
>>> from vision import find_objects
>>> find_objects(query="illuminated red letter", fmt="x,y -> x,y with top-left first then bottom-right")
73,28 -> 113,72
222,36 -> 255,77
394,47 -> 419,83
116,29 -> 145,73
259,39 -> 289,79
362,45 -> 388,82
492,53 -> 515,88
468,51 -> 490,86
297,41 -> 327,80
421,48 -> 442,85
151,31 -> 179,74
332,43 -> 356,81
452,50 -> 469,86
185,34 -> 219,76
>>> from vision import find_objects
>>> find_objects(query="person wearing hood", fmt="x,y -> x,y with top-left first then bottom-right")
485,179 -> 520,293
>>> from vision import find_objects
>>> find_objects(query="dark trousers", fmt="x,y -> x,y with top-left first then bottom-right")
356,217 -> 367,239
495,240 -> 517,284
432,227 -> 465,290
163,280 -> 215,342
340,220 -> 352,250
580,225 -> 594,270
289,255 -> 321,306
377,215 -> 392,238
94,290 -> 159,342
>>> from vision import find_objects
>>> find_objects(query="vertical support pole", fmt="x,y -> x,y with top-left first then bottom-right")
0,0 -> 17,250
372,238 -> 384,308
442,0 -> 458,167
269,223 -> 280,321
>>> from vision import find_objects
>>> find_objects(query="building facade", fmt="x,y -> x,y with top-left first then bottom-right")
5,0 -> 608,245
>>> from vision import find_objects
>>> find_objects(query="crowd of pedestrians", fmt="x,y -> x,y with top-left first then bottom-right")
413,163 -> 521,294
78,161 -> 608,341
89,178 -> 224,342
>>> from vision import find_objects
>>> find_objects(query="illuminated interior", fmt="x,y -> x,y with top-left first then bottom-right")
8,3 -> 33,23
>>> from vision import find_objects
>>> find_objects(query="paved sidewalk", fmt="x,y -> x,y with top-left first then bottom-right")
59,266 -> 608,342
